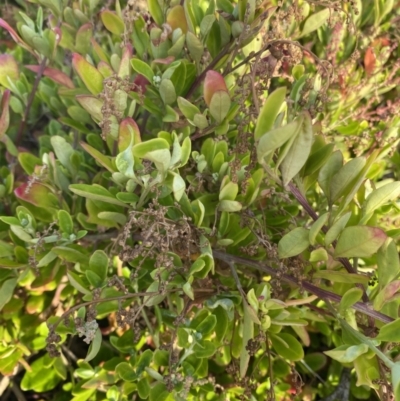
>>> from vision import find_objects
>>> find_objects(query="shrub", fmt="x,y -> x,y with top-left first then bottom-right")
0,0 -> 400,400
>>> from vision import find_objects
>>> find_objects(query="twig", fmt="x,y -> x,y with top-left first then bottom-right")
11,382 -> 26,401
318,368 -> 351,401
15,56 -> 48,146
213,250 -> 393,324
51,289 -> 181,331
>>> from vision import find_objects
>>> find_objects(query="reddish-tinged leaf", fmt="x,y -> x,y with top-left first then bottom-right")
26,65 -> 74,88
119,118 -> 141,151
0,54 -> 19,88
203,70 -> 228,106
153,56 -> 175,65
14,183 -> 57,209
374,280 -> 400,311
80,142 -> 114,173
100,10 -> 125,35
91,38 -> 109,63
97,61 -> 114,78
133,74 -> 149,94
76,95 -> 103,122
166,5 -> 188,34
75,23 -> 93,54
334,226 -> 387,258
364,47 -> 376,76
0,18 -> 35,56
118,45 -> 132,78
0,90 -> 10,139
72,53 -> 104,95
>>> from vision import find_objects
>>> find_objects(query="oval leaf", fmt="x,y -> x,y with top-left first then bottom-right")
334,226 -> 387,258
281,112 -> 313,186
278,227 -> 309,259
254,87 -> 287,140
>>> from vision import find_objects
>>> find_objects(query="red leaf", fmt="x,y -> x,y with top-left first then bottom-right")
364,47 -> 376,76
25,65 -> 74,88
0,18 -> 36,57
203,70 -> 228,106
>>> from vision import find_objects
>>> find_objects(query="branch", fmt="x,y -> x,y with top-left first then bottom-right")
213,250 -> 393,324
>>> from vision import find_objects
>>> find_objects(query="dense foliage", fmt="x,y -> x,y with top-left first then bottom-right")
0,0 -> 400,400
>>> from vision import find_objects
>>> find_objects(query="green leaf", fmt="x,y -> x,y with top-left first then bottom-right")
257,119 -> 301,163
76,95 -> 104,122
364,182 -> 400,216
183,281 -> 194,300
169,171 -> 185,201
137,378 -> 151,399
325,211 -> 351,246
218,200 -> 242,212
254,87 -> 287,140
193,340 -> 217,358
340,288 -> 363,313
69,184 -> 127,207
58,210 -> 73,235
324,344 -> 369,363
100,10 -> 125,35
309,212 -> 328,245
219,181 -> 238,201
21,355 -> 61,392
149,382 -> 169,401
177,96 -> 200,120
0,278 -> 17,311
334,226 -> 387,258
329,157 -> 366,204
51,136 -> 76,175
159,79 -> 176,105
186,32 -> 204,63
72,53 -> 104,95
313,270 -> 370,285
377,238 -> 400,288
271,333 -> 304,361
53,246 -> 89,265
132,138 -> 170,158
131,59 -> 154,84
309,248 -> 328,262
391,363 -> 400,401
278,227 -> 309,258
89,250 -> 108,283
318,150 -> 343,199
80,142 -> 114,172
303,143 -> 335,176
209,91 -> 231,123
373,280 -> 400,311
66,271 -> 91,295
116,362 -> 136,381
200,14 -> 216,36
116,129 -> 135,178
195,315 -> 217,337
281,112 -> 313,186
148,0 -> 164,26
300,8 -> 330,37
85,328 -> 102,362
376,318 -> 400,343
